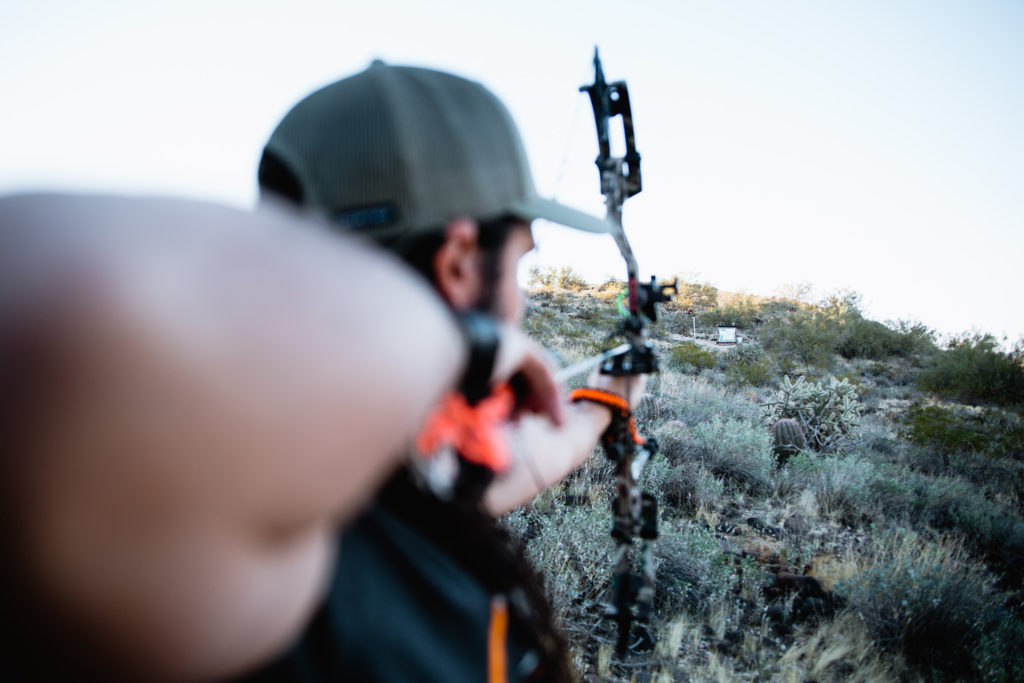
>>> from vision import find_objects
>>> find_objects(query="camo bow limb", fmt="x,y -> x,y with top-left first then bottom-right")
577,48 -> 676,656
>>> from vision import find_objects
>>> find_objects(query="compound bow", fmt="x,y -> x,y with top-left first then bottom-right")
574,48 -> 677,656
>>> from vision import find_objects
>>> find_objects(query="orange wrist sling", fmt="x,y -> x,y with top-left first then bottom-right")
416,384 -> 515,473
569,387 -> 644,445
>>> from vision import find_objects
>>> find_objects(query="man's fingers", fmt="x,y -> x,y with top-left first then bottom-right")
492,326 -> 564,426
518,353 -> 565,426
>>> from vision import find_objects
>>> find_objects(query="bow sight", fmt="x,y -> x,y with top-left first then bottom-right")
581,50 -> 676,375
578,49 -> 676,656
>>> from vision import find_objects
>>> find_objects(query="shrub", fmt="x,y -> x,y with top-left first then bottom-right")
521,503 -> 616,615
888,319 -> 937,357
653,373 -> 762,428
527,264 -> 589,291
689,416 -> 774,493
761,375 -> 862,453
819,288 -> 863,317
516,494 -> 734,631
852,468 -> 1024,586
699,293 -> 763,329
644,449 -> 725,516
527,264 -> 557,289
653,522 -> 733,615
901,403 -> 1024,460
671,280 -> 718,312
777,451 -> 877,522
760,308 -> 842,370
838,529 -> 1002,679
761,298 -> 932,369
666,341 -> 717,373
917,333 -> 1024,406
721,344 -> 773,387
901,403 -> 993,455
836,317 -> 912,360
975,609 -> 1024,682
557,266 -> 589,291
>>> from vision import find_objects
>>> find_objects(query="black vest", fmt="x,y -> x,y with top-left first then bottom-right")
235,472 -> 541,682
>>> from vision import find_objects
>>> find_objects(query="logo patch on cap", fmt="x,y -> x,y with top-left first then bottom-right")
333,204 -> 399,230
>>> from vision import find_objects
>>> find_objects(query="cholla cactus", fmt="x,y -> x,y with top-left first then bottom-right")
771,418 -> 807,465
761,376 -> 861,453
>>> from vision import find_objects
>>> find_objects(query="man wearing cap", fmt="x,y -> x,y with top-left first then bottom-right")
245,61 -> 645,682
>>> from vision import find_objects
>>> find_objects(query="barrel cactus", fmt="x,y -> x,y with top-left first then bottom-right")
771,418 -> 807,465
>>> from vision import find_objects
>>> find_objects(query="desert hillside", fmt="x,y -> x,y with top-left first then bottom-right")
510,268 -> 1024,682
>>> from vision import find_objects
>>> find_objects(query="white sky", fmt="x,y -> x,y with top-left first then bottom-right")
2,0 -> 1022,344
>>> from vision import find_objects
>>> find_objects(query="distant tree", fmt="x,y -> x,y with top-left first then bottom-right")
556,265 -> 588,291
527,265 -> 557,289
776,282 -> 814,304
819,288 -> 863,318
527,265 -> 588,291
673,280 -> 719,312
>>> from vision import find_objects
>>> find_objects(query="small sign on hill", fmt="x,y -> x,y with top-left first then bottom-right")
717,326 -> 738,345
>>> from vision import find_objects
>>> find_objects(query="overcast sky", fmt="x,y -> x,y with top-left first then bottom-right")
2,0 -> 1021,344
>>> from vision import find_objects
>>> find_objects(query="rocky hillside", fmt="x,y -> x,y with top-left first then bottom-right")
508,275 -> 1024,682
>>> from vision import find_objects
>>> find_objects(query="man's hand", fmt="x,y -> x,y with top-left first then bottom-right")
491,324 -> 565,427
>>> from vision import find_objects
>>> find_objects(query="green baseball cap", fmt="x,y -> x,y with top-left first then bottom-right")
260,60 -> 614,241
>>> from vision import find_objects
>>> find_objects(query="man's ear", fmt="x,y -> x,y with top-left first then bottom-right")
432,218 -> 482,310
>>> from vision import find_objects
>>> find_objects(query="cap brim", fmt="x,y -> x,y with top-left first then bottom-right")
509,196 -> 616,234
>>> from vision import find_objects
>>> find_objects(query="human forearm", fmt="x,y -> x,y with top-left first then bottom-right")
483,401 -> 611,516
482,369 -> 647,516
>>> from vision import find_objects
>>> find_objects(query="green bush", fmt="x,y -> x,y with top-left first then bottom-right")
901,403 -> 995,454
856,468 -> 1024,586
597,276 -> 625,293
837,317 -> 913,360
720,344 -> 773,387
760,308 -> 842,370
761,294 -> 932,368
902,403 -> 1024,461
667,341 -> 717,373
888,319 -> 937,357
917,333 -> 1024,406
644,451 -> 725,516
527,264 -> 557,289
975,609 -> 1024,683
520,503 -> 615,615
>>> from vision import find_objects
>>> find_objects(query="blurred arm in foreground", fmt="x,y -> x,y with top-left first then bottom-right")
0,193 -> 560,682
